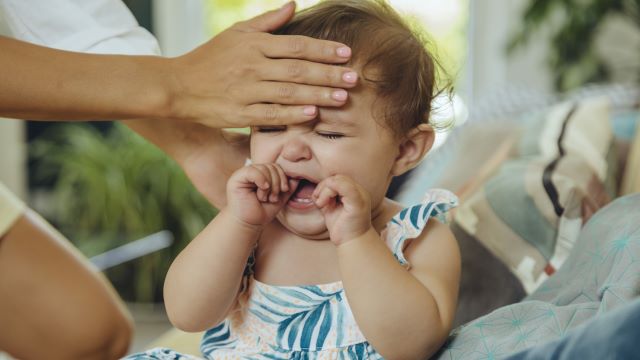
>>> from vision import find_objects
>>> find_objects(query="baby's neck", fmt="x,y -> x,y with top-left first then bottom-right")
371,197 -> 404,233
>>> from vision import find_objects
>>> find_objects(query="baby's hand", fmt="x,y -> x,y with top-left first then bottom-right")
312,175 -> 372,245
226,163 -> 298,228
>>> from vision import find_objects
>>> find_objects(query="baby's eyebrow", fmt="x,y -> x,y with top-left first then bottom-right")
317,116 -> 358,129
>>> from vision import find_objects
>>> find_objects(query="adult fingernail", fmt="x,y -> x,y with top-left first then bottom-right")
342,71 -> 358,84
303,105 -> 316,116
332,90 -> 348,101
280,1 -> 294,10
336,47 -> 351,57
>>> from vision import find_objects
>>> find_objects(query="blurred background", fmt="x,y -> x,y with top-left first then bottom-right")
0,0 -> 639,352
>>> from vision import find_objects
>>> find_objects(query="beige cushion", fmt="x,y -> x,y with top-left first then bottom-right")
620,113 -> 640,195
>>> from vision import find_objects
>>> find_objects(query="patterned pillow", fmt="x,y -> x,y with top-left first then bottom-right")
454,97 -> 614,294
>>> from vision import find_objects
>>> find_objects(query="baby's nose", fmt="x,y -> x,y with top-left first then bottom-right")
281,137 -> 311,162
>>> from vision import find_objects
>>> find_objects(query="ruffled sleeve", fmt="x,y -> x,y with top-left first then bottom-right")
382,189 -> 458,268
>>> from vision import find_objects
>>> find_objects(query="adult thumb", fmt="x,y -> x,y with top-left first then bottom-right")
235,1 -> 296,33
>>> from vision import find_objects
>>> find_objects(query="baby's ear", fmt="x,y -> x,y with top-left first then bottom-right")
391,124 -> 434,176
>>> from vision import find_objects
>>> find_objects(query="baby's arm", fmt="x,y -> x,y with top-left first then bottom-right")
338,221 -> 460,359
314,175 -> 460,359
163,163 -> 297,332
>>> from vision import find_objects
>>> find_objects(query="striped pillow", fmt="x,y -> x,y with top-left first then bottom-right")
454,97 -> 614,293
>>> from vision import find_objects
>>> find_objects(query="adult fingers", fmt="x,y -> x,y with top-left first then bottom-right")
258,59 -> 358,88
246,82 -> 348,106
259,34 -> 352,63
241,103 -> 319,127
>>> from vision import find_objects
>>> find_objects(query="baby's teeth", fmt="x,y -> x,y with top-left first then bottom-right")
292,197 -> 313,204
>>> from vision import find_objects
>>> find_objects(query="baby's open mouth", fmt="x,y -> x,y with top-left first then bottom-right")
289,178 -> 317,207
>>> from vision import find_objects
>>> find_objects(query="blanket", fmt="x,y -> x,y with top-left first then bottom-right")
436,193 -> 640,359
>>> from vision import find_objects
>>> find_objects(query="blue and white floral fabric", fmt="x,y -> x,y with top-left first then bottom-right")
125,190 -> 457,359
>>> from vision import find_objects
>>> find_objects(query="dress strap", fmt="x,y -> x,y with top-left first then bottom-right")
383,189 -> 458,268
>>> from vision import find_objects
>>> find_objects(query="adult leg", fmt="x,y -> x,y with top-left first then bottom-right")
0,209 -> 133,360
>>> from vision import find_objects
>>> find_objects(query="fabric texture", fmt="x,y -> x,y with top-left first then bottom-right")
435,193 -> 640,359
125,189 -> 458,359
454,97 -> 614,294
0,0 -> 160,55
0,182 -> 26,238
503,297 -> 640,360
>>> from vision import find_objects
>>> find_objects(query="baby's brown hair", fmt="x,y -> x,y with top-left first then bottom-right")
274,0 -> 449,137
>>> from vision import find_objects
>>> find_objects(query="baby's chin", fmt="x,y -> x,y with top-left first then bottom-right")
276,211 -> 330,241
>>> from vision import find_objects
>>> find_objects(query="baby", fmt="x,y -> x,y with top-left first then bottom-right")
128,0 -> 460,358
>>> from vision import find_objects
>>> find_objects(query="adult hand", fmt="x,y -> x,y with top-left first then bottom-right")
166,1 -> 358,127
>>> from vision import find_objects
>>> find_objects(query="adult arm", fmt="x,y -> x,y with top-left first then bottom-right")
0,0 -> 356,127
0,36 -> 175,122
122,119 -> 248,209
124,1 -> 361,208
0,186 -> 133,359
2,0 -> 355,210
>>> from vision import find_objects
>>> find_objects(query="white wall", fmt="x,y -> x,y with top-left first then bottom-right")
152,0 -> 207,57
467,0 -> 640,109
466,0 -> 554,108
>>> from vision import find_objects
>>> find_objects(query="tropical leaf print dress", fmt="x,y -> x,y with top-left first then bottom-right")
126,189 -> 457,360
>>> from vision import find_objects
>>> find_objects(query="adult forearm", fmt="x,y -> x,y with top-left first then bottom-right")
163,210 -> 261,332
122,119 -> 248,208
337,229 -> 447,359
0,210 -> 133,359
0,36 -> 172,121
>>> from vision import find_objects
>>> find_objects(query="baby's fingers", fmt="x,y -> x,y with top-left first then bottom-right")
314,175 -> 365,209
313,182 -> 339,208
240,165 -> 271,201
253,163 -> 291,203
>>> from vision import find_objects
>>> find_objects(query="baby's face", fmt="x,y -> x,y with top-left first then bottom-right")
250,84 -> 401,239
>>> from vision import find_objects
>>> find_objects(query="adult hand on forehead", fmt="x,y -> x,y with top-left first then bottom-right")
169,1 -> 358,128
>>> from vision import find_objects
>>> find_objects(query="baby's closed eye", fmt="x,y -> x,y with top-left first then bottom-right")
315,131 -> 345,140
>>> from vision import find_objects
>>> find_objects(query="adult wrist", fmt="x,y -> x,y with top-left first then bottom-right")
155,55 -> 207,124
125,55 -> 178,121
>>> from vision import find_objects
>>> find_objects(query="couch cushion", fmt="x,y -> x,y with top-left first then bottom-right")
455,98 -> 614,295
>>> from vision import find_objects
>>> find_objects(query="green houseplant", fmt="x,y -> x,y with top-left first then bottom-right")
509,0 -> 640,91
31,123 -> 217,303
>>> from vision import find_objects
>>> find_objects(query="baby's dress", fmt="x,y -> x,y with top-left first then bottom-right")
126,189 -> 457,360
